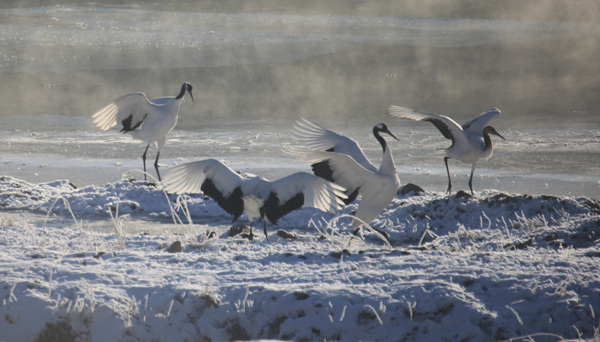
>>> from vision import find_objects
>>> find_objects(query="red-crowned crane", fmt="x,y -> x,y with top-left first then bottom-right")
162,159 -> 347,240
92,82 -> 194,182
287,120 -> 400,241
387,106 -> 505,195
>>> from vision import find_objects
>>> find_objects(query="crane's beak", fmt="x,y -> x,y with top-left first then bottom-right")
489,127 -> 506,140
188,89 -> 194,103
385,128 -> 400,142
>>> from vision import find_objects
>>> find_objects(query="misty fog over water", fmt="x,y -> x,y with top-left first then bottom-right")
0,1 -> 598,197
1,1 -> 599,124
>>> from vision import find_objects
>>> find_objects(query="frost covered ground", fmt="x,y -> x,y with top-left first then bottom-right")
1,175 -> 599,341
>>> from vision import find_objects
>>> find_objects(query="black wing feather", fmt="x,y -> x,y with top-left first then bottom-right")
201,179 -> 244,221
120,113 -> 148,133
263,191 -> 304,224
426,118 -> 454,141
311,160 -> 358,205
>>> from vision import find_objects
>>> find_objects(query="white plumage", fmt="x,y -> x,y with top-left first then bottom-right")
92,82 -> 194,182
292,118 -> 378,173
162,159 -> 347,240
287,119 -> 400,240
387,105 -> 505,195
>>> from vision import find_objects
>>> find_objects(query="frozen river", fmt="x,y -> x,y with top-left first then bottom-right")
0,114 -> 599,198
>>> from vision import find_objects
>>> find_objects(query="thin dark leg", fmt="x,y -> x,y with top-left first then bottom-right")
347,221 -> 362,247
444,157 -> 452,194
263,218 -> 269,241
468,164 -> 476,196
154,151 -> 161,182
142,144 -> 150,180
352,225 -> 390,244
371,227 -> 391,244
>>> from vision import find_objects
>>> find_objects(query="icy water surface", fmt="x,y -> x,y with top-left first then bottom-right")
0,115 -> 598,199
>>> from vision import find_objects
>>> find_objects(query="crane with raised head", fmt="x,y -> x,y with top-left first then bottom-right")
92,82 -> 194,182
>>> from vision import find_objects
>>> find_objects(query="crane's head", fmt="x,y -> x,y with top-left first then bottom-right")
483,126 -> 505,140
184,82 -> 194,102
374,123 -> 399,141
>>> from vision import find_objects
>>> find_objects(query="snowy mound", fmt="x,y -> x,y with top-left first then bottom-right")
1,176 -> 599,341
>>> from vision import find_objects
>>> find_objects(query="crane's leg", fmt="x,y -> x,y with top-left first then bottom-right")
142,144 -> 150,180
468,164 -> 477,196
352,220 -> 390,244
372,227 -> 391,244
248,221 -> 254,241
259,208 -> 268,240
154,151 -> 161,182
444,157 -> 452,194
263,218 -> 269,241
352,218 -> 362,238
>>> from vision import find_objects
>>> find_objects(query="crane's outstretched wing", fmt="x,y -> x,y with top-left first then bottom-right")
461,108 -> 501,134
387,105 -> 469,147
293,118 -> 377,172
162,159 -> 246,219
264,172 -> 346,224
284,146 -> 374,199
92,92 -> 158,132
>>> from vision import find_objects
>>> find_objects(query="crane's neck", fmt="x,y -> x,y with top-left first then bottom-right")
175,84 -> 187,100
479,128 -> 496,160
373,129 -> 396,174
483,132 -> 493,151
373,128 -> 387,154
379,144 -> 397,175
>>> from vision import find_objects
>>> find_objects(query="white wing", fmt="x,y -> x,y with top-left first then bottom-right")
293,118 -> 377,172
270,172 -> 346,213
162,159 -> 245,198
461,108 -> 501,134
387,105 -> 469,147
92,92 -> 158,131
284,147 -> 374,196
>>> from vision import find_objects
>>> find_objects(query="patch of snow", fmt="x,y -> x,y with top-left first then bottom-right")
1,176 -> 599,341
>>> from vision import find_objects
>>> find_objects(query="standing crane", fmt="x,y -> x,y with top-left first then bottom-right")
387,105 -> 504,195
287,119 -> 400,240
92,82 -> 194,182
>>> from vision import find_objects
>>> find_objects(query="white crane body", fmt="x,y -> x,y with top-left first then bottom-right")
288,119 -> 400,241
163,159 -> 347,239
387,106 -> 504,195
92,83 -> 193,181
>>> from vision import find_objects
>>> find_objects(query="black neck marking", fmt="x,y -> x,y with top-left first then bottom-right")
483,127 -> 495,152
175,83 -> 188,100
373,126 -> 388,154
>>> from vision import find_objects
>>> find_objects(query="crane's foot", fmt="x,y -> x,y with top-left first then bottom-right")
446,185 -> 452,195
371,227 -> 391,245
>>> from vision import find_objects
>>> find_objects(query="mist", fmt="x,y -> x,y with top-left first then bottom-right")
0,0 -> 599,130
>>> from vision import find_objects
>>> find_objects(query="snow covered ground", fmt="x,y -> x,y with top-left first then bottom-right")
1,175 -> 599,341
